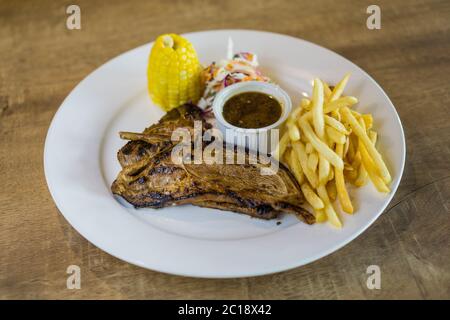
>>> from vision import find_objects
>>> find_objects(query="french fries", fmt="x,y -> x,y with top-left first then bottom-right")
326,126 -> 346,144
307,151 -> 319,171
300,183 -> 324,210
323,81 -> 332,99
312,79 -> 325,138
360,131 -> 390,193
335,143 -> 354,214
324,115 -> 349,134
272,131 -> 290,161
301,98 -> 311,110
287,107 -> 302,141
305,142 -> 314,154
292,141 -> 318,188
276,73 -> 392,228
299,116 -> 344,170
326,181 -> 337,201
314,209 -> 327,223
324,96 -> 358,113
317,185 -> 342,227
287,121 -> 301,141
362,114 -> 373,130
318,155 -> 330,185
340,107 -> 391,184
286,149 -> 304,185
329,73 -> 350,102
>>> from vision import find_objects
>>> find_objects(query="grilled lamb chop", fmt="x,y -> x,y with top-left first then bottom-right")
116,103 -> 204,168
111,103 -> 314,224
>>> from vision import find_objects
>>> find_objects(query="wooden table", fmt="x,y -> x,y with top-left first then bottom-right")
1,0 -> 449,299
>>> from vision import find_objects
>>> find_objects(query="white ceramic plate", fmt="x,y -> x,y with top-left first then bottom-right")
44,30 -> 405,278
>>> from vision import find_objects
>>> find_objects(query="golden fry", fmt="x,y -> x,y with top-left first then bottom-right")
352,148 -> 362,168
312,79 -> 325,138
323,81 -> 332,100
344,165 -> 359,184
362,114 -> 373,130
299,116 -> 344,170
292,141 -> 318,188
350,109 -> 362,118
287,121 -> 301,141
335,143 -> 354,214
326,181 -> 337,201
286,149 -> 304,185
341,107 -> 391,184
300,98 -> 311,110
323,96 -> 358,113
301,183 -> 325,210
361,149 -> 389,192
318,155 -> 330,185
314,208 -> 328,223
326,126 -> 346,145
354,163 -> 368,187
329,73 -> 350,102
331,109 -> 341,122
324,115 -> 349,134
369,131 -> 377,143
307,151 -> 319,172
350,152 -> 364,186
289,106 -> 302,121
343,135 -> 350,158
305,142 -> 313,154
346,135 -> 356,163
344,163 -> 355,171
359,130 -> 390,192
272,131 -> 290,161
328,166 -> 334,181
317,185 -> 342,228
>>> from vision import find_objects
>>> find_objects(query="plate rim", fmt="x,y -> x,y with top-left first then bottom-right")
44,29 -> 406,278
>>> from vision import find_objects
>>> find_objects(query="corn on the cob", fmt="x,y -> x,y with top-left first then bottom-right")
147,34 -> 203,111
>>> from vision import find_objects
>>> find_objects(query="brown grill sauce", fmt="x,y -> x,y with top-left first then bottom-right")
222,92 -> 282,129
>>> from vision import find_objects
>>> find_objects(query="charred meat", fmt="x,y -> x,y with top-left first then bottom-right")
111,103 -> 314,224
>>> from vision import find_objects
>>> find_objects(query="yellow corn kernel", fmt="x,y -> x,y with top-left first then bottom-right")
147,34 -> 203,111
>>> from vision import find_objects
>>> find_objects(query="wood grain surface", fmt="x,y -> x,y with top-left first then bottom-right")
0,0 -> 449,299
